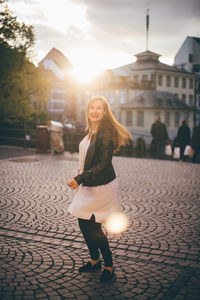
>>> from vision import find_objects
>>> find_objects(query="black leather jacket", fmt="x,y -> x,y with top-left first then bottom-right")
74,130 -> 116,187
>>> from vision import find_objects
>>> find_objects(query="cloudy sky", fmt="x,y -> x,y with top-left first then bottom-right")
7,0 -> 200,76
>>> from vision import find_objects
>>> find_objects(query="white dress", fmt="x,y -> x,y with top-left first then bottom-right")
68,134 -> 120,223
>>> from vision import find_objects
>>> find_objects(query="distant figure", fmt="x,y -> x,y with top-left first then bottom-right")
191,121 -> 200,163
177,120 -> 190,161
151,115 -> 169,159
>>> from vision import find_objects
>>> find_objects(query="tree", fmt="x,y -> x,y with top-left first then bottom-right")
0,0 -> 34,54
0,53 -> 52,125
0,0 -> 51,126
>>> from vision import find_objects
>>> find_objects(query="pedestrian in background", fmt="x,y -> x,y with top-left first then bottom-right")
191,121 -> 200,163
177,120 -> 190,162
67,95 -> 132,283
151,115 -> 169,159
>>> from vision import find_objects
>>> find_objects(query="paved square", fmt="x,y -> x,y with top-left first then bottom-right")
0,152 -> 200,299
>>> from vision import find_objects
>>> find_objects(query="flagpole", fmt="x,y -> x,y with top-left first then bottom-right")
146,7 -> 149,51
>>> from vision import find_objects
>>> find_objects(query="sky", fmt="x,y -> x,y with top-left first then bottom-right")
7,0 -> 200,79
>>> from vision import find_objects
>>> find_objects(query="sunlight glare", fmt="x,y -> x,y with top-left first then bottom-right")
105,212 -> 128,234
70,67 -> 99,83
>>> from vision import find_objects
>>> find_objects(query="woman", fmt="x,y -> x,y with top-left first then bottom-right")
67,95 -> 131,283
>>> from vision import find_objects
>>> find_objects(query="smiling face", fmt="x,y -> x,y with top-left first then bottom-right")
88,99 -> 105,127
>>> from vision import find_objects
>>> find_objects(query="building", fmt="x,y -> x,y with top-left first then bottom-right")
76,50 -> 195,142
174,36 -> 200,74
174,36 -> 200,123
39,47 -> 74,121
120,90 -> 193,144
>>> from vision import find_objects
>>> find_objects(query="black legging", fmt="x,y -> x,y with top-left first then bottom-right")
78,214 -> 113,267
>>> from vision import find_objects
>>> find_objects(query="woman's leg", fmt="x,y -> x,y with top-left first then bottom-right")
78,217 -> 100,261
92,218 -> 113,267
78,215 -> 113,267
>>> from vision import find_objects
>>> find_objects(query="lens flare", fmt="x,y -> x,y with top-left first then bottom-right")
105,212 -> 128,234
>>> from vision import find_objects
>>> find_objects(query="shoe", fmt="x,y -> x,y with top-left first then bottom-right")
79,261 -> 101,273
100,268 -> 115,283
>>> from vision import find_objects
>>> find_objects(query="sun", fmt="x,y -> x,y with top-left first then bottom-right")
70,67 -> 100,84
68,48 -> 108,84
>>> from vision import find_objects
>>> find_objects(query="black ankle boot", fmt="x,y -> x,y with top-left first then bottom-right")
100,268 -> 115,283
79,261 -> 101,273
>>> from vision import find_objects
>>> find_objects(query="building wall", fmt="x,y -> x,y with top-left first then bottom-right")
155,71 -> 195,106
42,59 -> 65,80
174,36 -> 200,122
120,108 -> 193,143
174,37 -> 200,74
127,68 -> 195,106
41,58 -> 71,119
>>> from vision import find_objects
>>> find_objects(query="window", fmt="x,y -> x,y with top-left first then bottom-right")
174,112 -> 180,127
190,79 -> 194,89
109,91 -> 115,104
182,94 -> 186,103
134,75 -> 138,82
189,95 -> 193,106
165,112 -> 170,127
142,74 -> 148,81
77,93 -> 82,104
182,78 -> 186,88
174,93 -> 178,99
158,75 -> 162,86
189,54 -> 193,63
52,92 -> 64,100
119,90 -> 126,104
174,77 -> 179,88
52,102 -> 64,110
126,111 -> 132,126
192,64 -> 200,73
54,81 -> 64,89
166,76 -> 171,87
137,111 -> 144,127
184,112 -> 189,122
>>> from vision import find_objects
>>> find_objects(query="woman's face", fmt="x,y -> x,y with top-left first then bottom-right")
88,100 -> 105,125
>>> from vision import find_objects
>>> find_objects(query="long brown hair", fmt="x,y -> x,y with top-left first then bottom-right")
86,95 -> 132,152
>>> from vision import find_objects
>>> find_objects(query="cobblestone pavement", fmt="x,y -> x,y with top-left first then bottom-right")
0,146 -> 36,160
0,152 -> 200,300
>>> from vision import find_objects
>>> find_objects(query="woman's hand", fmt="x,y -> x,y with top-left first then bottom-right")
67,179 -> 79,190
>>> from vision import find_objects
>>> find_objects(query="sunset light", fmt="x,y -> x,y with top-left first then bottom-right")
69,49 -> 106,83
70,67 -> 99,84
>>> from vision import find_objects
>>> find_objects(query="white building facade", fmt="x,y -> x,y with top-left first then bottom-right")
76,50 -> 196,143
174,36 -> 200,122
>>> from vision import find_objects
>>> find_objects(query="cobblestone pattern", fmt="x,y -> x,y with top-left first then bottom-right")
0,153 -> 200,299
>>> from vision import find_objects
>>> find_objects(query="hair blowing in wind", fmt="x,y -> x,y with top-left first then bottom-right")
86,95 -> 132,153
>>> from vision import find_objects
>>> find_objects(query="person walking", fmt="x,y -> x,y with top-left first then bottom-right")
177,120 -> 190,161
191,121 -> 200,163
67,95 -> 132,283
150,115 -> 169,159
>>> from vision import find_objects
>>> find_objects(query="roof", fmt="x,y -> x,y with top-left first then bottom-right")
110,68 -> 129,77
120,90 -> 194,110
188,36 -> 200,46
39,47 -> 72,70
112,50 -> 194,75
